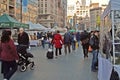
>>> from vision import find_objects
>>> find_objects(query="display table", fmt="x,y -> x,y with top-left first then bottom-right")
30,40 -> 40,47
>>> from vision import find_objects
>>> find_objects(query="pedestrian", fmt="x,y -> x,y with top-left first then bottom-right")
52,30 -> 63,58
17,28 -> 29,54
63,31 -> 72,55
41,33 -> 47,48
0,30 -> 19,80
90,30 -> 99,72
80,30 -> 90,58
71,32 -> 77,51
76,31 -> 81,47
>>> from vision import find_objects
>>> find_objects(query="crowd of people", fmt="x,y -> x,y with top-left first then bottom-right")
36,29 -> 100,71
0,28 -> 100,80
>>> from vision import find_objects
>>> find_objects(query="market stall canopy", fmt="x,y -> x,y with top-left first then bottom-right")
28,22 -> 47,31
0,14 -> 29,29
102,0 -> 120,19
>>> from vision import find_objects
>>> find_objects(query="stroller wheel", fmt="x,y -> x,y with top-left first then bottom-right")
19,65 -> 27,72
30,62 -> 35,70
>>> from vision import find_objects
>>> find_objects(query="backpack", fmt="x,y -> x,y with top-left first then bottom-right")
64,33 -> 71,44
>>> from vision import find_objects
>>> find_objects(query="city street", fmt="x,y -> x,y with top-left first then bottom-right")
0,44 -> 97,80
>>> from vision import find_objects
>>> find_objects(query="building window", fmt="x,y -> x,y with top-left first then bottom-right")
41,0 -> 43,1
45,4 -> 47,7
40,10 -> 43,13
45,0 -> 47,1
45,8 -> 47,13
41,4 -> 43,7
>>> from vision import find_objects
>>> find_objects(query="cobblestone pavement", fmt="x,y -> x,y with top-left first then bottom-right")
0,44 -> 97,80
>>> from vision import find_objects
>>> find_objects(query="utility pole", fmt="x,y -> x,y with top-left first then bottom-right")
21,0 -> 22,23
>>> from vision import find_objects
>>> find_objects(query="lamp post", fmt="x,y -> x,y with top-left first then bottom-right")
21,0 -> 22,23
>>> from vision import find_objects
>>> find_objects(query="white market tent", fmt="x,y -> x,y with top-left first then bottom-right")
102,0 -> 120,19
27,22 -> 47,31
99,0 -> 120,80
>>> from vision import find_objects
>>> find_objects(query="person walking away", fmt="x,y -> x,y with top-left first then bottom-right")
90,31 -> 99,72
17,28 -> 29,54
76,32 -> 81,47
80,31 -> 89,58
52,30 -> 63,58
71,32 -> 77,51
0,30 -> 19,80
63,31 -> 72,55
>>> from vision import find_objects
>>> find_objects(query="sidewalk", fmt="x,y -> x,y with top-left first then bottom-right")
0,44 -> 97,80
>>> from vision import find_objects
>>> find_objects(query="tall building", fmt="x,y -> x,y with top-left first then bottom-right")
68,0 -> 89,29
16,0 -> 38,23
38,0 -> 67,28
89,3 -> 107,30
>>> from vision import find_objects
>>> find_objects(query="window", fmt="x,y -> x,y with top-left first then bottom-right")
45,4 -> 47,7
1,4 -> 7,10
40,10 -> 43,13
45,8 -> 47,13
41,4 -> 43,7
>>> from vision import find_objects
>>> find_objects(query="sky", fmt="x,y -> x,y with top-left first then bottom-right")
67,0 -> 110,5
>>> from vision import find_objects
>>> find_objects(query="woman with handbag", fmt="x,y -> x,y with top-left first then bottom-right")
52,30 -> 63,58
0,30 -> 19,80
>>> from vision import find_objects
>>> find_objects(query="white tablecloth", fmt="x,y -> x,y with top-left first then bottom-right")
30,40 -> 39,46
98,54 -> 113,80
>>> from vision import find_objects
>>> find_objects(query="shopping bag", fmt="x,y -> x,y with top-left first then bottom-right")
88,46 -> 92,52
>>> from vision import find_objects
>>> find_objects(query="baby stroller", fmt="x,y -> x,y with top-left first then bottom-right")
17,45 -> 35,72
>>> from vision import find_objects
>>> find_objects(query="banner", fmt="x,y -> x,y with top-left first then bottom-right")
22,0 -> 28,13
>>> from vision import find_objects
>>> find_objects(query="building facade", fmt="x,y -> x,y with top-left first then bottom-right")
38,0 -> 67,28
0,0 -> 38,24
0,0 -> 16,18
16,0 -> 38,23
67,0 -> 90,30
89,3 -> 107,30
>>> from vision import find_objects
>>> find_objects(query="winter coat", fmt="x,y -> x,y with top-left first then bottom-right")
0,39 -> 19,61
64,32 -> 71,44
18,32 -> 29,46
89,35 -> 99,50
52,33 -> 63,48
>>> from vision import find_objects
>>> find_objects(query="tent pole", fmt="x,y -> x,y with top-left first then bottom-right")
21,0 -> 22,23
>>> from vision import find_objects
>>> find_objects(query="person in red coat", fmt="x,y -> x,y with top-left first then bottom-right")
52,30 -> 63,57
0,30 -> 19,80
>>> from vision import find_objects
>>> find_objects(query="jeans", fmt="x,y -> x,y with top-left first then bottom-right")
41,40 -> 45,48
91,50 -> 98,71
64,43 -> 71,54
2,60 -> 18,80
71,42 -> 75,50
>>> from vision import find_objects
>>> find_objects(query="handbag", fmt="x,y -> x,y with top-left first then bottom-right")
60,40 -> 63,45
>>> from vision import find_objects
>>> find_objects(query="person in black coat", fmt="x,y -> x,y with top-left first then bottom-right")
17,28 -> 29,54
80,30 -> 90,58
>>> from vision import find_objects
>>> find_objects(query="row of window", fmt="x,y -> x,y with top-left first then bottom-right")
41,0 -> 47,1
39,7 -> 47,14
0,3 -> 7,10
39,3 -> 47,7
